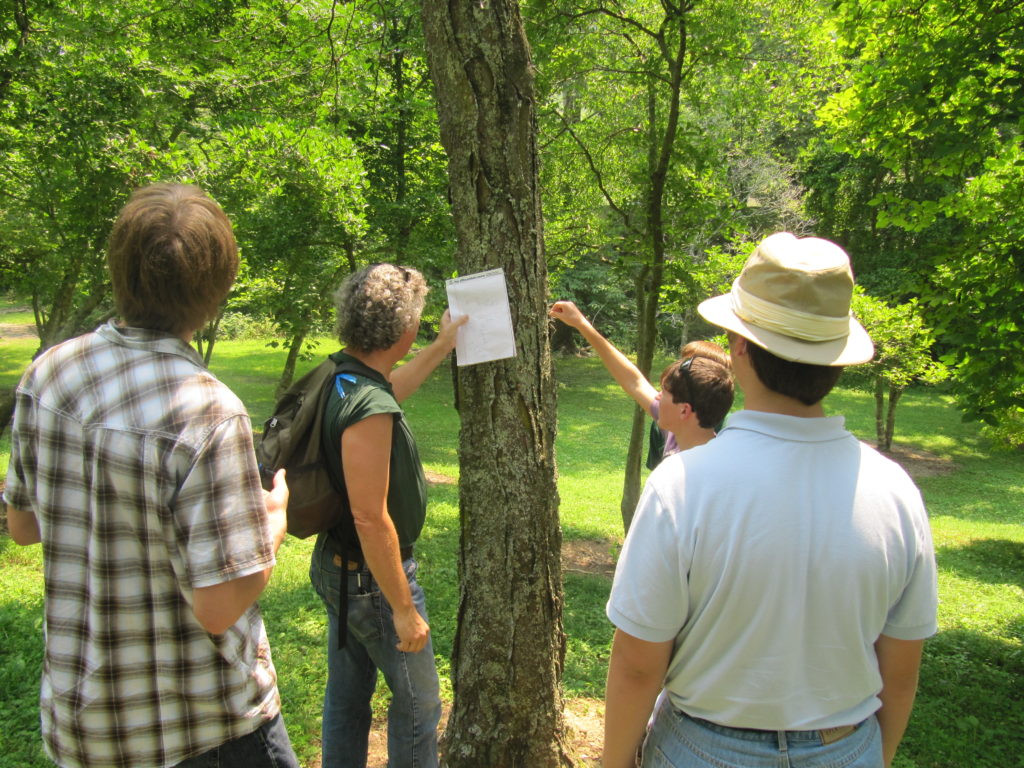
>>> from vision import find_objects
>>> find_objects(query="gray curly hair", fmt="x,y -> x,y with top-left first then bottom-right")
334,263 -> 428,352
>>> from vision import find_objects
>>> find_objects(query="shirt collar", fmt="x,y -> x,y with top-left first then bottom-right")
95,319 -> 206,367
719,409 -> 849,443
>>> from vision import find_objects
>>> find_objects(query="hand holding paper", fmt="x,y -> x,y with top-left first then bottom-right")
445,268 -> 517,366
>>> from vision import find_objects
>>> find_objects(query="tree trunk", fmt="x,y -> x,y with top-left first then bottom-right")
620,8 -> 689,530
874,375 -> 886,450
390,31 -> 413,260
0,386 -> 15,440
421,2 -> 570,766
276,330 -> 307,398
620,403 -> 648,531
202,310 -> 224,366
549,319 -> 578,355
884,384 -> 903,452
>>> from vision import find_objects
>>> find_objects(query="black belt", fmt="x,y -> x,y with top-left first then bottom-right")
333,545 -> 414,571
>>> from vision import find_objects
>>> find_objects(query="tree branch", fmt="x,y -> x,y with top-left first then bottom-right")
553,109 -> 639,236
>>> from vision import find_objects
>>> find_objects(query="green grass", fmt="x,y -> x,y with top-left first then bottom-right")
0,302 -> 35,327
1,330 -> 1022,767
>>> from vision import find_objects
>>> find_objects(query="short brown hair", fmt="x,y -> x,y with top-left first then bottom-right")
680,339 -> 730,368
107,183 -> 238,334
746,339 -> 844,405
662,354 -> 734,429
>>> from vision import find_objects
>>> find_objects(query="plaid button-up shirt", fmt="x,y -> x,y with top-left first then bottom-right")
4,321 -> 280,768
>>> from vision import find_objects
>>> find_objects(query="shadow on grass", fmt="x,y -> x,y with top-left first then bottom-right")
918,453 -> 1024,526
937,538 -> 1024,590
0,593 -> 47,768
909,627 -> 1024,767
562,570 -> 613,698
257,577 -> 330,768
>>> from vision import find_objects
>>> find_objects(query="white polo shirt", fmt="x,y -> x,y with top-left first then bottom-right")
607,410 -> 938,730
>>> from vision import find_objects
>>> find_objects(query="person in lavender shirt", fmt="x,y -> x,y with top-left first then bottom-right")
549,301 -> 733,471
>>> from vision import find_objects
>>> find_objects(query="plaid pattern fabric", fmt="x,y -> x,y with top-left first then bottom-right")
4,322 -> 281,768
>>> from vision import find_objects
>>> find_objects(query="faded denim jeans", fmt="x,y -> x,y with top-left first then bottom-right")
310,538 -> 441,768
643,697 -> 883,768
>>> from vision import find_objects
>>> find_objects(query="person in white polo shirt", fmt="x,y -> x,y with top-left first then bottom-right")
602,232 -> 938,768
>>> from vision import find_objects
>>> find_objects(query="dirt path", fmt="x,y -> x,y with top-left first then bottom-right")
309,697 -> 605,768
0,322 -> 37,339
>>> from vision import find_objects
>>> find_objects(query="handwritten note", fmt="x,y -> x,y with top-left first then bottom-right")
445,268 -> 516,366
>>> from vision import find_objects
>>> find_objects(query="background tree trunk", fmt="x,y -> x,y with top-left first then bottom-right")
885,385 -> 903,452
608,5 -> 689,530
874,376 -> 887,450
421,1 -> 571,765
276,330 -> 307,398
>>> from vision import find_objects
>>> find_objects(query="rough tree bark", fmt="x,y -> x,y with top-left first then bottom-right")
421,1 -> 571,766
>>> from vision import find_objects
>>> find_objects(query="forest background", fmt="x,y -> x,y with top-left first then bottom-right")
0,0 -> 1021,447
0,0 -> 1022,766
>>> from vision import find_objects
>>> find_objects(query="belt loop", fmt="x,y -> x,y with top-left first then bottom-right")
777,729 -> 789,760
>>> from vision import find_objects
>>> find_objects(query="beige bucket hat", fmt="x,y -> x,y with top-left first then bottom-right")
698,232 -> 874,366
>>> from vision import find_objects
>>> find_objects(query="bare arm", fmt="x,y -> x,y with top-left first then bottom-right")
7,506 -> 41,545
603,629 -> 673,768
193,468 -> 289,634
875,635 -> 925,767
549,301 -> 659,412
391,310 -> 467,404
342,413 -> 429,652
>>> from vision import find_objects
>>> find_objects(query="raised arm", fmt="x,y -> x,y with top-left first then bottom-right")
549,301 -> 659,413
391,310 -> 467,404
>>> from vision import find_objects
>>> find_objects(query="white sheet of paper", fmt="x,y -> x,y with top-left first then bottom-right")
445,268 -> 516,366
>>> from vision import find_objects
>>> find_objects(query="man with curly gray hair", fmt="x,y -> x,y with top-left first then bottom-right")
309,263 -> 466,768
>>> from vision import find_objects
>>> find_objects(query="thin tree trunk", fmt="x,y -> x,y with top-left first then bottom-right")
874,375 -> 886,450
884,384 -> 903,452
276,330 -> 307,398
422,1 -> 570,765
621,9 -> 689,530
202,310 -> 225,366
620,403 -> 648,531
0,386 -> 15,440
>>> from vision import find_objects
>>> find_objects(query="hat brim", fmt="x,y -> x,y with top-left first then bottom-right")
698,294 -> 874,366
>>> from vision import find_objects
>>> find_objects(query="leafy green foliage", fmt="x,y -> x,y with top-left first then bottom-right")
817,0 -> 1024,441
851,290 -> 947,391
212,121 -> 366,347
849,290 -> 948,450
530,0 -> 845,518
0,0 -> 453,391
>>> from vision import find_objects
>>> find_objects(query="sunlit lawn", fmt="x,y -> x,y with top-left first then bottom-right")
1,326 -> 1021,767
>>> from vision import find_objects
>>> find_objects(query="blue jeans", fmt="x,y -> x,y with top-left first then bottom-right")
310,539 -> 441,768
643,699 -> 883,768
173,713 -> 298,768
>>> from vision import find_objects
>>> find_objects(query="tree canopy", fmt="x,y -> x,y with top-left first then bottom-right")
815,0 -> 1024,438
